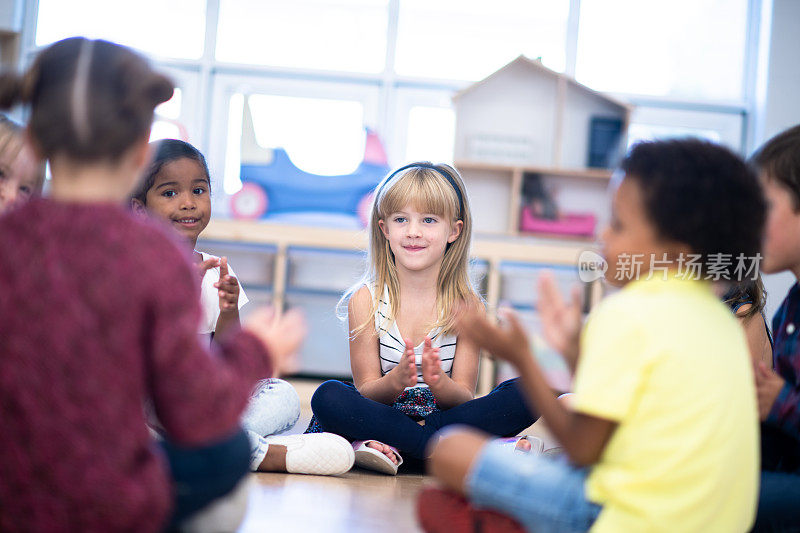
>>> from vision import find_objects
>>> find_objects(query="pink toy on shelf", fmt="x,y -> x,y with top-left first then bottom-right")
519,206 -> 596,237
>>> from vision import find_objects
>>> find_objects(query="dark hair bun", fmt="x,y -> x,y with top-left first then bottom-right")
119,52 -> 174,116
146,75 -> 174,108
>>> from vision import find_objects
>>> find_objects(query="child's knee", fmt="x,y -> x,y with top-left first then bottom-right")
557,392 -> 574,408
428,427 -> 484,469
242,379 -> 301,436
428,426 -> 490,493
310,380 -> 349,417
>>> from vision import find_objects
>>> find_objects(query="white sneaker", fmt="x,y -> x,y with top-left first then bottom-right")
263,433 -> 354,476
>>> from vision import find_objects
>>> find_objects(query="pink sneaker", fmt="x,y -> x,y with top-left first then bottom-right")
352,440 -> 403,475
416,486 -> 525,533
495,435 -> 544,454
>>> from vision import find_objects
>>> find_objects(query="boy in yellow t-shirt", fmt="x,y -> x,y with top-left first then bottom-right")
418,139 -> 763,533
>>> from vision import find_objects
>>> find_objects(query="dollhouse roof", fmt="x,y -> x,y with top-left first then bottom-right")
453,55 -> 630,111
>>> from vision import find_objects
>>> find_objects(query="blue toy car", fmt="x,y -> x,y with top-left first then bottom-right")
230,129 -> 389,228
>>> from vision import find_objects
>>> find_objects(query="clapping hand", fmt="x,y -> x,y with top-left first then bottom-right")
244,307 -> 306,377
754,361 -> 785,421
196,256 -> 219,280
537,272 -> 583,370
420,337 -> 443,387
214,257 -> 240,312
457,305 -> 533,370
391,339 -> 418,389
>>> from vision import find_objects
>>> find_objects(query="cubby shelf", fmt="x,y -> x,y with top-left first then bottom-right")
454,159 -> 615,237
455,160 -> 615,182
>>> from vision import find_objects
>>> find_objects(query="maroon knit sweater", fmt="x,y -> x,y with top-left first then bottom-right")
0,198 -> 272,532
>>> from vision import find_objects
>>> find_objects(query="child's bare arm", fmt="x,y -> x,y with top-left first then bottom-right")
458,307 -> 616,466
755,361 -> 787,422
213,257 -> 240,339
243,306 -> 305,377
148,250 -> 303,445
349,286 -> 416,404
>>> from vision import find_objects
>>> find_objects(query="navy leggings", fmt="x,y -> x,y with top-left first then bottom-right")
159,427 -> 250,531
751,425 -> 800,532
310,378 -> 537,459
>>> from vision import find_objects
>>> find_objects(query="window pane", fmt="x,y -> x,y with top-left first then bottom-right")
627,107 -> 744,151
150,120 -> 182,143
155,88 -> 183,121
150,89 -> 186,142
225,93 -> 366,194
628,123 -> 723,149
248,94 -> 365,175
396,0 -> 569,80
217,0 -> 388,73
576,0 -> 748,101
405,106 -> 455,163
35,0 -> 206,60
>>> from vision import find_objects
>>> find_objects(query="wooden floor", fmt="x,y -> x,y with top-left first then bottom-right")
239,470 -> 426,532
234,378 -> 552,532
237,379 -> 427,532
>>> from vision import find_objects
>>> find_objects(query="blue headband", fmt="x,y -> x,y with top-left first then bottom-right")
380,163 -> 464,218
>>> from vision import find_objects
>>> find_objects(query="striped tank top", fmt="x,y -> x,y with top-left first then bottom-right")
369,284 -> 457,388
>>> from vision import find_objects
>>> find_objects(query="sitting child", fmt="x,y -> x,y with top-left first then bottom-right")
0,37 -> 305,532
419,139 -> 765,533
131,139 -> 353,475
748,124 -> 800,531
306,162 -> 537,474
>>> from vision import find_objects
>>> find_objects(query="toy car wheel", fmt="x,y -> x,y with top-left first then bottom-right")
357,192 -> 374,227
231,183 -> 269,220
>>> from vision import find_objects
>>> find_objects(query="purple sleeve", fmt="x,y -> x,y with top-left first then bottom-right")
144,245 -> 272,445
766,285 -> 800,442
766,382 -> 800,442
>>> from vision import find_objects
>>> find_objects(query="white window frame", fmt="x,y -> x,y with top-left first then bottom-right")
391,85 -> 459,164
152,65 -> 204,146
206,72 -> 382,203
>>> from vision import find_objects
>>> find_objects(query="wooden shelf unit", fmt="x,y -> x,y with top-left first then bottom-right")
452,56 -> 630,237
455,160 -> 615,181
201,219 -> 594,394
454,160 -> 615,237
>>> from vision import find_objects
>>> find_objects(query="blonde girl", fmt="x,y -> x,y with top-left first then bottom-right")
307,162 -> 537,474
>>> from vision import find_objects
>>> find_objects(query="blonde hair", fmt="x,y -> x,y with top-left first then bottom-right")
0,115 -> 45,194
342,162 -> 478,338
